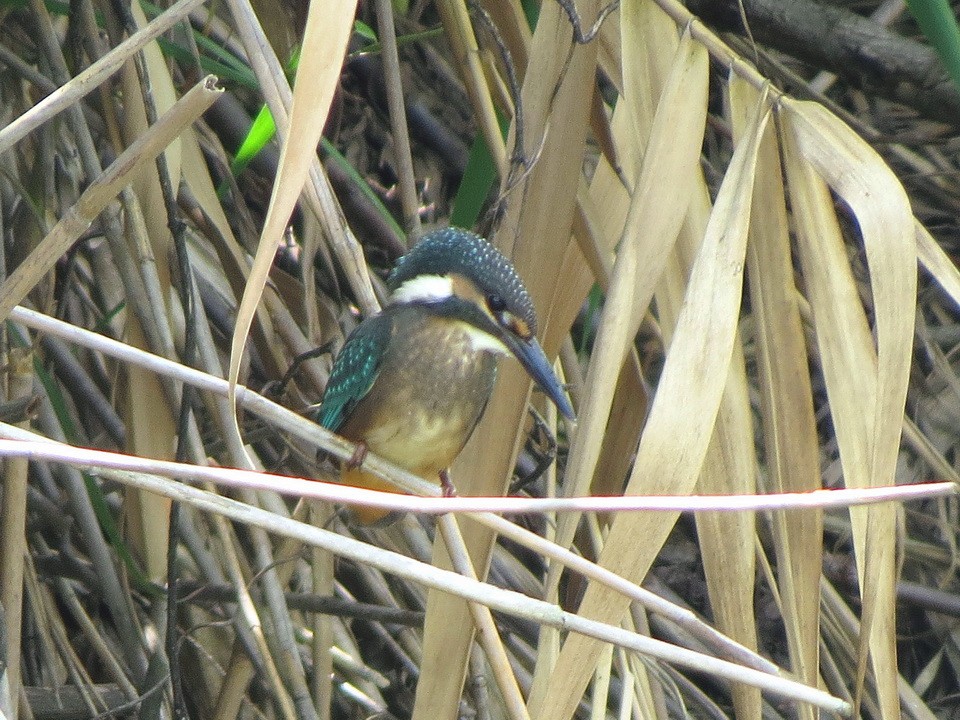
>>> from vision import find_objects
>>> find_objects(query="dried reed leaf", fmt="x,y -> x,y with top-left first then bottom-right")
531,76 -> 769,720
438,0 -> 509,178
917,223 -> 960,312
123,356 -> 175,580
178,106 -> 289,382
590,358 -> 647,501
740,88 -> 822,713
478,0 -> 532,75
570,107 -> 646,504
651,76 -> 764,720
549,24 -> 708,575
597,10 -> 622,94
587,7 -> 671,411
688,336 -> 759,718
124,0 -> 183,278
782,98 -> 916,719
787,101 -> 915,484
531,10 -> 692,714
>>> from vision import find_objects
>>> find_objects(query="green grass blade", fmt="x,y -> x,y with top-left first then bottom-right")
906,0 -> 960,90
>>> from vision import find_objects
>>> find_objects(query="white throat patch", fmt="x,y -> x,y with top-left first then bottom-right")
391,274 -> 453,304
456,321 -> 509,355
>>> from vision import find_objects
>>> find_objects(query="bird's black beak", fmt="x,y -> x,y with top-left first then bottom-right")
505,334 -> 575,420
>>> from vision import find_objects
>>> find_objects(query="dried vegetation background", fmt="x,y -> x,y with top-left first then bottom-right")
1,0 -> 960,718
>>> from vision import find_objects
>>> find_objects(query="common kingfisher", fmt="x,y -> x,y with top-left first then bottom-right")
316,227 -> 575,523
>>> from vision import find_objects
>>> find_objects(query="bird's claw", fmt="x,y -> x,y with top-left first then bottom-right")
440,469 -> 458,498
346,442 -> 368,470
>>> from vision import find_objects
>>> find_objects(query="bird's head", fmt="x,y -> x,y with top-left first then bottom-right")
388,227 -> 575,420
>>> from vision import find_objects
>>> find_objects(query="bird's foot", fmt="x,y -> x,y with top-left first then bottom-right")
346,441 -> 368,470
439,469 -> 458,498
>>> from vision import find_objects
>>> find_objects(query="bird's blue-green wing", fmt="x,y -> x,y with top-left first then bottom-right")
316,314 -> 393,431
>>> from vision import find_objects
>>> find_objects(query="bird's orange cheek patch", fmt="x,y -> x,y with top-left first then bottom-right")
509,316 -> 531,339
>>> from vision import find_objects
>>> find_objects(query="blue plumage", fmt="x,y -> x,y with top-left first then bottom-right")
316,314 -> 392,432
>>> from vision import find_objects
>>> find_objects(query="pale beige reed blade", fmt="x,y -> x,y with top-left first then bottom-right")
530,74 -> 770,720
782,98 -> 916,720
741,90 -> 823,717
548,16 -> 709,579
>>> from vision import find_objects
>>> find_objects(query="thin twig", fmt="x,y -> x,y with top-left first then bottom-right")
554,0 -> 621,44
0,438 -> 951,515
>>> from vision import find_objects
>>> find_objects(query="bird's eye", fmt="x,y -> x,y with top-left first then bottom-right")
486,294 -> 507,313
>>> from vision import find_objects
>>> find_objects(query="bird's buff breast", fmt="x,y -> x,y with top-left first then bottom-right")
363,408 -> 471,475
341,314 -> 499,478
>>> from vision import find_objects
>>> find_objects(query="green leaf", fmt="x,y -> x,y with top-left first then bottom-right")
230,104 -> 277,178
97,301 -> 127,332
137,0 -> 259,88
451,113 -> 509,229
287,44 -> 302,79
906,0 -> 960,91
354,19 -> 378,43
351,26 -> 444,56
521,0 -> 539,30
578,284 -> 603,358
154,37 -> 258,89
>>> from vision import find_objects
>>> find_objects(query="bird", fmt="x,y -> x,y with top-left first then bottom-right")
315,226 -> 575,523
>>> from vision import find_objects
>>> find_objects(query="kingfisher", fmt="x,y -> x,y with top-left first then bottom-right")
316,227 -> 575,523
